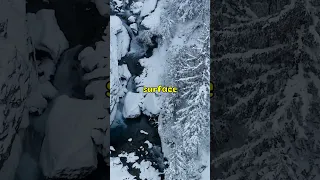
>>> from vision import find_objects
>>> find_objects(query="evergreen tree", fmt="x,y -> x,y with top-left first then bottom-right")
213,0 -> 320,179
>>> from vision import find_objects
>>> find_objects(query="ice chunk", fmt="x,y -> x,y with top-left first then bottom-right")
140,130 -> 148,135
110,146 -> 115,151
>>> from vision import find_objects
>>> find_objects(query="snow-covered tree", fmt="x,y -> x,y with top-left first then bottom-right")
0,0 -> 34,179
159,0 -> 209,40
160,25 -> 210,179
213,0 -> 320,179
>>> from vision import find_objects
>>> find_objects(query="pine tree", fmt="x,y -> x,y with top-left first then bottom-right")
213,0 -> 320,179
160,25 -> 210,179
0,0 -> 34,178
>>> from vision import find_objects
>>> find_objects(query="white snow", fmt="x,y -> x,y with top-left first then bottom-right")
27,10 -> 69,62
110,157 -> 135,180
141,5 -> 161,30
110,146 -> 115,151
110,16 -> 130,60
26,89 -> 48,115
141,93 -> 161,116
128,16 -> 136,23
135,46 -> 166,92
111,152 -> 160,180
85,80 -> 107,99
39,81 -> 58,99
78,46 -> 95,61
110,15 -> 131,123
130,23 -> 138,34
130,1 -> 144,14
40,95 -> 106,178
132,160 -> 160,180
118,152 -> 139,163
200,152 -> 210,180
38,58 -> 56,82
140,0 -> 157,17
122,92 -> 144,118
119,64 -> 131,80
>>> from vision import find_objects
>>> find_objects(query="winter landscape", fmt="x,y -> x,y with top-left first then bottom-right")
0,0 -> 109,179
0,0 -> 210,179
212,0 -> 320,179
110,0 -> 210,179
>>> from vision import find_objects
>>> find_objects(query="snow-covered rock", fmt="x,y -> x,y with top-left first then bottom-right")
130,23 -> 138,34
39,81 -> 58,99
119,64 -> 131,80
40,95 -> 106,179
141,3 -> 161,30
130,1 -> 144,14
38,58 -> 56,82
128,16 -> 136,23
140,0 -> 157,17
85,80 -> 107,99
26,89 -> 48,115
122,92 -> 144,118
78,46 -> 95,61
111,16 -> 130,61
132,160 -> 160,180
27,9 -> 69,62
110,15 -> 131,123
141,93 -> 161,116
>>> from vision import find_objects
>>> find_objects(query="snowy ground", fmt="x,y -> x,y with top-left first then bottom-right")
110,152 -> 161,180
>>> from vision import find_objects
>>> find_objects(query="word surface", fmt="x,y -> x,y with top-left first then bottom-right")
106,81 -> 214,98
143,86 -> 178,93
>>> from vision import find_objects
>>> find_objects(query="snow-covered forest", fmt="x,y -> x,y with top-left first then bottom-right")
110,0 -> 210,179
0,0 -> 210,179
212,0 -> 320,179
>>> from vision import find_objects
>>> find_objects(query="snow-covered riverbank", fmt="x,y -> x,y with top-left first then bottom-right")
110,0 -> 165,178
